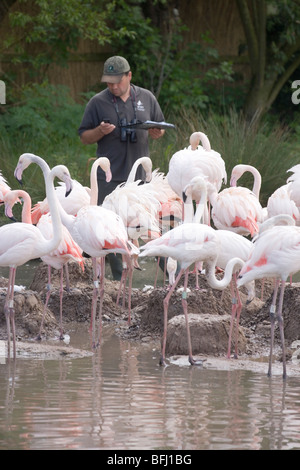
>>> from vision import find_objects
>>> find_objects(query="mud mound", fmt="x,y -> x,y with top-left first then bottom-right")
1,260 -> 300,363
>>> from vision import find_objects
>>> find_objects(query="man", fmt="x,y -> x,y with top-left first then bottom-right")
78,55 -> 165,279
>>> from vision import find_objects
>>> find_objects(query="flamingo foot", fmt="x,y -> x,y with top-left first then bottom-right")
189,355 -> 205,366
159,356 -> 167,367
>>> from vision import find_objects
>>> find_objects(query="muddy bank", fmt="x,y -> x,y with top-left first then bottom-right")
0,259 -> 300,374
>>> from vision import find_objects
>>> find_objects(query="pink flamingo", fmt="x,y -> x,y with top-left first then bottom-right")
207,164 -> 264,237
139,177 -> 244,366
182,175 -> 255,359
15,154 -> 138,348
0,162 -> 72,358
30,157 -> 111,223
4,188 -> 84,341
167,132 -> 227,200
237,220 -> 300,378
0,170 -> 11,203
103,157 -> 161,302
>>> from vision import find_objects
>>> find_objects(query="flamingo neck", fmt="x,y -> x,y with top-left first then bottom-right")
19,190 -> 32,224
24,154 -> 64,252
43,170 -> 63,252
205,257 -> 245,290
126,157 -> 152,184
90,157 -> 112,205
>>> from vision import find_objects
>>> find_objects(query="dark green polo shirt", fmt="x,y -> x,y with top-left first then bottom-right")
78,84 -> 164,182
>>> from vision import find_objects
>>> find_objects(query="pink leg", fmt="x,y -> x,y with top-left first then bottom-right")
116,257 -> 127,308
268,280 -> 280,377
36,265 -> 52,341
5,268 -> 17,358
227,280 -> 237,359
278,281 -> 287,379
90,257 -> 100,347
58,267 -> 64,340
233,275 -> 243,359
270,280 -> 287,379
64,264 -> 70,293
153,257 -> 160,288
126,257 -> 133,325
160,268 -> 184,366
181,269 -> 198,365
96,257 -> 105,347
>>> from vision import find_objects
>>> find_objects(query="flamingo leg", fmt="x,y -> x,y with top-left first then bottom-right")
90,257 -> 100,348
153,257 -> 160,288
268,280 -> 280,377
227,280 -> 237,359
36,265 -> 52,341
64,263 -> 71,293
96,257 -> 105,348
5,267 -> 17,358
277,281 -> 287,379
58,267 -> 64,340
116,258 -> 127,308
233,275 -> 243,359
181,269 -> 200,365
160,268 -> 184,366
126,257 -> 133,325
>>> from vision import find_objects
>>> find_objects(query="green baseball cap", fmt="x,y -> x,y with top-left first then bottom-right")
101,56 -> 130,83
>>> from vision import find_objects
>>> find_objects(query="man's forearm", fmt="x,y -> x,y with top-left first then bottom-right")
80,126 -> 104,145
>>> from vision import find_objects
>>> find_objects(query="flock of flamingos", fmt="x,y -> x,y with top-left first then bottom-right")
1,131 -> 300,379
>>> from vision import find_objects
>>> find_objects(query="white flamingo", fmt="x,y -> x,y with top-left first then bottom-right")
167,132 -> 226,223
14,153 -> 139,348
0,162 -> 72,358
4,188 -> 84,341
0,170 -> 12,203
237,219 -> 300,379
30,157 -> 112,223
207,164 -> 264,237
139,177 -> 244,366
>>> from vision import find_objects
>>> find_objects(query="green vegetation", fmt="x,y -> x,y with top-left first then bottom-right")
1,0 -> 300,222
1,82 -> 299,218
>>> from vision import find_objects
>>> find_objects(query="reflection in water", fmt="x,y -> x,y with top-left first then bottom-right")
1,324 -> 300,450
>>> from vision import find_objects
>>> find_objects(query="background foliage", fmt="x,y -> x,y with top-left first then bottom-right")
1,0 -> 300,213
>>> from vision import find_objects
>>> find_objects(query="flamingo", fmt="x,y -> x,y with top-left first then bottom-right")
30,157 -> 112,223
182,175 -> 255,358
167,132 -> 227,198
207,164 -> 264,237
139,177 -> 244,366
167,131 -> 226,221
286,164 -> 300,222
237,220 -> 300,379
15,153 -> 139,348
102,156 -> 161,280
4,189 -> 84,341
0,163 -> 72,358
0,170 -> 12,203
266,184 -> 299,223
214,230 -> 255,359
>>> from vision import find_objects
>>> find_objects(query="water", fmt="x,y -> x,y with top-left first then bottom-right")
1,260 -> 300,450
1,322 -> 300,450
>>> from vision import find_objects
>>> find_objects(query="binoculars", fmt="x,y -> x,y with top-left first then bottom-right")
120,118 -> 137,143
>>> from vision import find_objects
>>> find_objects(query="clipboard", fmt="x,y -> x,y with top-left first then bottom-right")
122,120 -> 176,130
